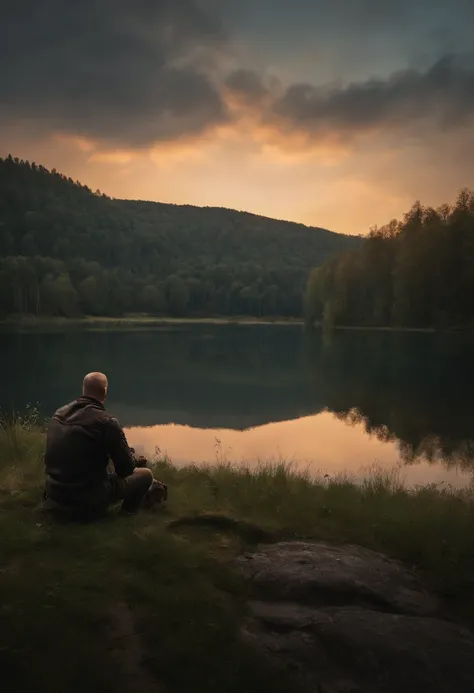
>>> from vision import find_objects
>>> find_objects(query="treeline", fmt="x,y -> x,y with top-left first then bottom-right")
0,155 -> 359,319
305,190 -> 474,328
0,255 -> 289,318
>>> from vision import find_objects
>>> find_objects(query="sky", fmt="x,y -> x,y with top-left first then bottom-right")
2,0 -> 474,235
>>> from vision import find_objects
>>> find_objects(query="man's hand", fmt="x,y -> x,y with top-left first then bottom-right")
134,455 -> 149,468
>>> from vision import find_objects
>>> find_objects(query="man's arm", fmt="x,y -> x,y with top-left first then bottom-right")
104,417 -> 136,478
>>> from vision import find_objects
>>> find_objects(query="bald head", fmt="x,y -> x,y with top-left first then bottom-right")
82,372 -> 108,403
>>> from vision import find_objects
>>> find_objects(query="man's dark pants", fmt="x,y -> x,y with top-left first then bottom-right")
108,467 -> 154,514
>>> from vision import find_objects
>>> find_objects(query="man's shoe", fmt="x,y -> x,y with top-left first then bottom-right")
142,480 -> 168,510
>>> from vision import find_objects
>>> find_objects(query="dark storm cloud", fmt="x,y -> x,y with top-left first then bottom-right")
2,0 -> 474,150
270,55 -> 474,138
224,69 -> 269,102
0,0 -> 229,147
218,0 -> 474,144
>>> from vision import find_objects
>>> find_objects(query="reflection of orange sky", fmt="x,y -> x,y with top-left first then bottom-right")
125,411 -> 471,489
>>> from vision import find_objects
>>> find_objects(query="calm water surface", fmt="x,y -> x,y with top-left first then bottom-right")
2,325 -> 474,488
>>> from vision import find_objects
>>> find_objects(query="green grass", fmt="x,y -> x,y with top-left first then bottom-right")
1,418 -> 474,692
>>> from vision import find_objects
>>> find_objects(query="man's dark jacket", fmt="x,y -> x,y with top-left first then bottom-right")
44,396 -> 136,514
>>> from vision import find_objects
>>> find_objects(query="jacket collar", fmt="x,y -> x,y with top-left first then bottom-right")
78,395 -> 105,410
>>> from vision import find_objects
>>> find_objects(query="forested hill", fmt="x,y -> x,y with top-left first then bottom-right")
0,155 -> 360,318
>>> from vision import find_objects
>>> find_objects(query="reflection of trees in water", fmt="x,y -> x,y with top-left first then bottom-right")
3,324 -> 474,466
306,329 -> 474,471
335,407 -> 474,471
399,436 -> 474,470
0,325 -> 322,428
333,408 -> 396,444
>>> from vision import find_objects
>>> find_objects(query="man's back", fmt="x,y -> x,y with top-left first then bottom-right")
45,395 -> 135,513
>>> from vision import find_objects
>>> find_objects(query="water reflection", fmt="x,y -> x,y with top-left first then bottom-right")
1,325 -> 474,483
125,414 -> 473,489
305,329 -> 474,472
0,326 -> 319,428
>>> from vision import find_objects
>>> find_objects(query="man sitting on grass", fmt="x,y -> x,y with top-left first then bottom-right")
42,372 -> 167,520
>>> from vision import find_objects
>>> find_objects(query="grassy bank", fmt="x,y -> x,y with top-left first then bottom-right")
1,419 -> 474,693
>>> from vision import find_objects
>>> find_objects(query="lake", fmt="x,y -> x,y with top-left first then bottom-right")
1,324 -> 474,488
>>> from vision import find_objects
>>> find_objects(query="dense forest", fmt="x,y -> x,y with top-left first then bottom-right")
305,190 -> 474,328
0,155 -> 359,319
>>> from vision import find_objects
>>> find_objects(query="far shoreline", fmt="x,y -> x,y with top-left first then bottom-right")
0,314 -> 304,330
1,315 -> 473,334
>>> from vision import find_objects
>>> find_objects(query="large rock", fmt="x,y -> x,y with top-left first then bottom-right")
236,541 -> 439,616
237,542 -> 474,693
